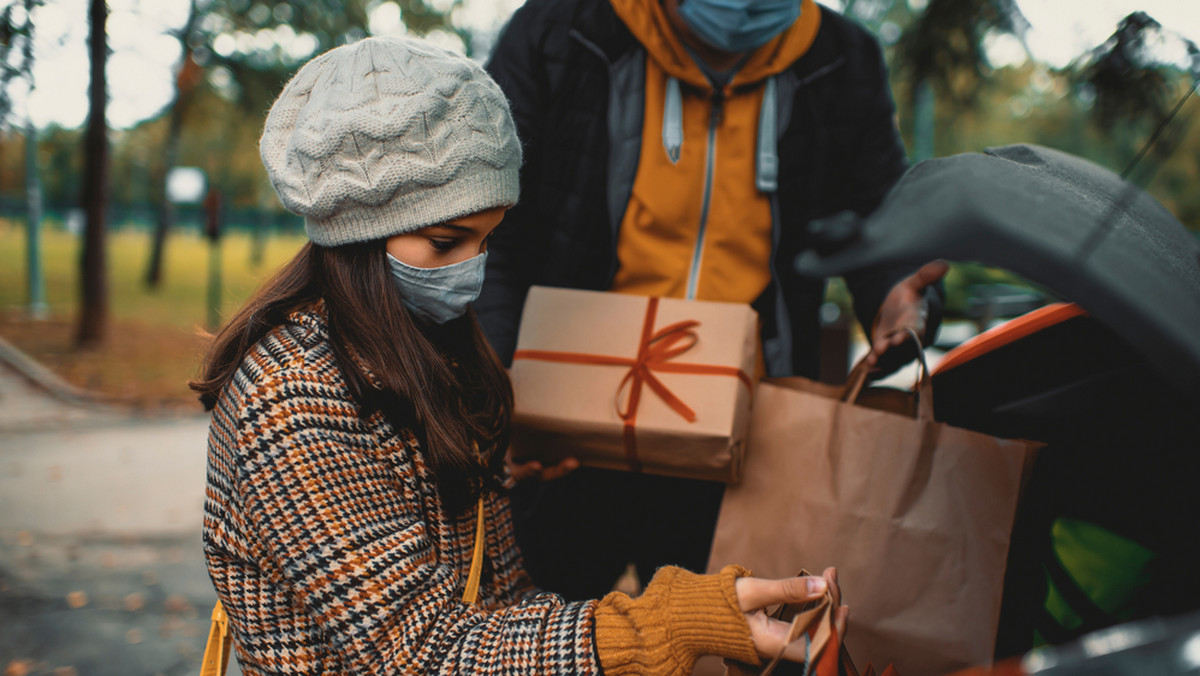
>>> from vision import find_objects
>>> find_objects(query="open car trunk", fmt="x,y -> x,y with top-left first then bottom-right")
796,144 -> 1200,662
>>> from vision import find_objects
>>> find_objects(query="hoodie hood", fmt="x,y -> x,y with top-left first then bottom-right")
608,0 -> 821,90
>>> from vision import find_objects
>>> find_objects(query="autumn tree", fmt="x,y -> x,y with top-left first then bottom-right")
142,0 -> 465,283
144,0 -> 202,289
1,0 -> 48,317
892,0 -> 1029,160
78,0 -> 108,347
1073,13 -> 1200,184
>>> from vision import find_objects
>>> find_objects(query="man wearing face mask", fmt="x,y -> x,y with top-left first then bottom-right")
478,0 -> 947,600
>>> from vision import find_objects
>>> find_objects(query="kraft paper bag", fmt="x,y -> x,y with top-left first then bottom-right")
510,286 -> 758,483
707,348 -> 1038,676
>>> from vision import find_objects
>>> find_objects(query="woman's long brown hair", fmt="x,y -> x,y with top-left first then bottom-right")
190,241 -> 513,513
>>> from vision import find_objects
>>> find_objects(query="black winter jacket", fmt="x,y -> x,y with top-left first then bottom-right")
477,0 -> 942,377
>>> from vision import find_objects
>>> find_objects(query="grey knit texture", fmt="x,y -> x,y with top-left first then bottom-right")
260,36 -> 522,246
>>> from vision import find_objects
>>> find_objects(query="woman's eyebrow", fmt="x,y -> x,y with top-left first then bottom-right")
428,223 -> 475,234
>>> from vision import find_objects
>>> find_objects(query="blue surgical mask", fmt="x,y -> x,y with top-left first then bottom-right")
386,251 -> 488,324
678,0 -> 801,54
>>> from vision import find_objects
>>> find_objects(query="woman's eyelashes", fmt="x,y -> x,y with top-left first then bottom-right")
430,237 -> 459,252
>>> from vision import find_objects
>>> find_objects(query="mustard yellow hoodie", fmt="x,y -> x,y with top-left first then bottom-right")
608,0 -> 820,303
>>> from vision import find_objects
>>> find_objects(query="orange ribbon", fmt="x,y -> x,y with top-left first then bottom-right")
513,297 -> 753,471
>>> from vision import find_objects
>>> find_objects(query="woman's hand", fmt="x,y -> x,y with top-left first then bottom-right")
734,567 -> 848,662
504,447 -> 579,483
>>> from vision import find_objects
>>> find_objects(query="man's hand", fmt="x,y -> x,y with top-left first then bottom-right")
866,260 -> 949,368
504,447 -> 579,484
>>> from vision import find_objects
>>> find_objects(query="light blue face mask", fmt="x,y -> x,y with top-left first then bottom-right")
678,0 -> 801,54
386,251 -> 488,324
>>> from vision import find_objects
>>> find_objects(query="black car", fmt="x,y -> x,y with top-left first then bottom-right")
797,144 -> 1200,666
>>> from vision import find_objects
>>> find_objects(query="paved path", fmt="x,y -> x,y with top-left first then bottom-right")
0,358 -> 119,435
0,359 -> 242,676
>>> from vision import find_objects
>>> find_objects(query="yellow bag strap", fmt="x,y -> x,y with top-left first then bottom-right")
462,442 -> 486,605
199,600 -> 232,676
462,495 -> 486,604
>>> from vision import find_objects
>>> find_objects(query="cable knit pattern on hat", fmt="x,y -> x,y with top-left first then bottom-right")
260,37 -> 522,246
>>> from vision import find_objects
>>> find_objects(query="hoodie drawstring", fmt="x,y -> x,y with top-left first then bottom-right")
663,73 -> 779,192
662,76 -> 683,164
756,75 -> 779,192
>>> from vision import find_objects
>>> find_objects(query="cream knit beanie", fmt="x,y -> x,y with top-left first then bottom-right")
260,36 -> 522,246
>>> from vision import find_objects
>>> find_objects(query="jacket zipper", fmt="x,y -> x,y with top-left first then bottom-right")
686,89 -> 724,300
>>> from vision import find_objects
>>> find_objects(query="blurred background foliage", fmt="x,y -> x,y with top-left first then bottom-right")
0,0 -> 1193,234
0,0 -> 1197,404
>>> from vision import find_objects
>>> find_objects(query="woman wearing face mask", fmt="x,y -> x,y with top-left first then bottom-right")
191,36 -> 845,675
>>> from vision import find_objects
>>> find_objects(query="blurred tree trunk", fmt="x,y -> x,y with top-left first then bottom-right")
912,78 -> 934,161
145,0 -> 200,289
893,0 -> 1028,159
25,116 -> 47,318
77,0 -> 108,348
23,0 -> 47,318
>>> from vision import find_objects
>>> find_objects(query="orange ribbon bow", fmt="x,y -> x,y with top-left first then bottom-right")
513,297 -> 752,471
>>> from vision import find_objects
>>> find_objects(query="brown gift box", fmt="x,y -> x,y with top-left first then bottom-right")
509,286 -> 758,483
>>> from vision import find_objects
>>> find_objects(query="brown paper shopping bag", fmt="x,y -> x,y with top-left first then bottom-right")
708,341 -> 1038,676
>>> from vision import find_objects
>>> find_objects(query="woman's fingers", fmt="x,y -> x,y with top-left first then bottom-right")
746,611 -> 841,662
734,575 -> 827,613
822,567 -> 850,644
504,448 -> 542,482
505,448 -> 579,483
823,567 -> 839,607
822,567 -> 850,647
740,570 -> 850,660
745,610 -> 802,660
538,456 -> 579,481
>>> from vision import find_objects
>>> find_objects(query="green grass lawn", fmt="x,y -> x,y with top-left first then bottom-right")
0,218 -> 306,409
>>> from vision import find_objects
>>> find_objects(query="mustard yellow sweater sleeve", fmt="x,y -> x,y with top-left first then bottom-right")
593,564 -> 762,675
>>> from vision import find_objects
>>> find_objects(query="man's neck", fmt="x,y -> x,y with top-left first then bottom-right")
662,0 -> 747,72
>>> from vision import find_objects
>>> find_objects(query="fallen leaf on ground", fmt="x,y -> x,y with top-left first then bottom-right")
124,593 -> 145,612
159,616 -> 185,638
164,594 -> 192,614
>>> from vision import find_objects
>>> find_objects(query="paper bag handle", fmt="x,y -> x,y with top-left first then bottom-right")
841,328 -> 933,422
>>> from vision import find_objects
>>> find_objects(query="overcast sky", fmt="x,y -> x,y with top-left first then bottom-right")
4,0 -> 1198,130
